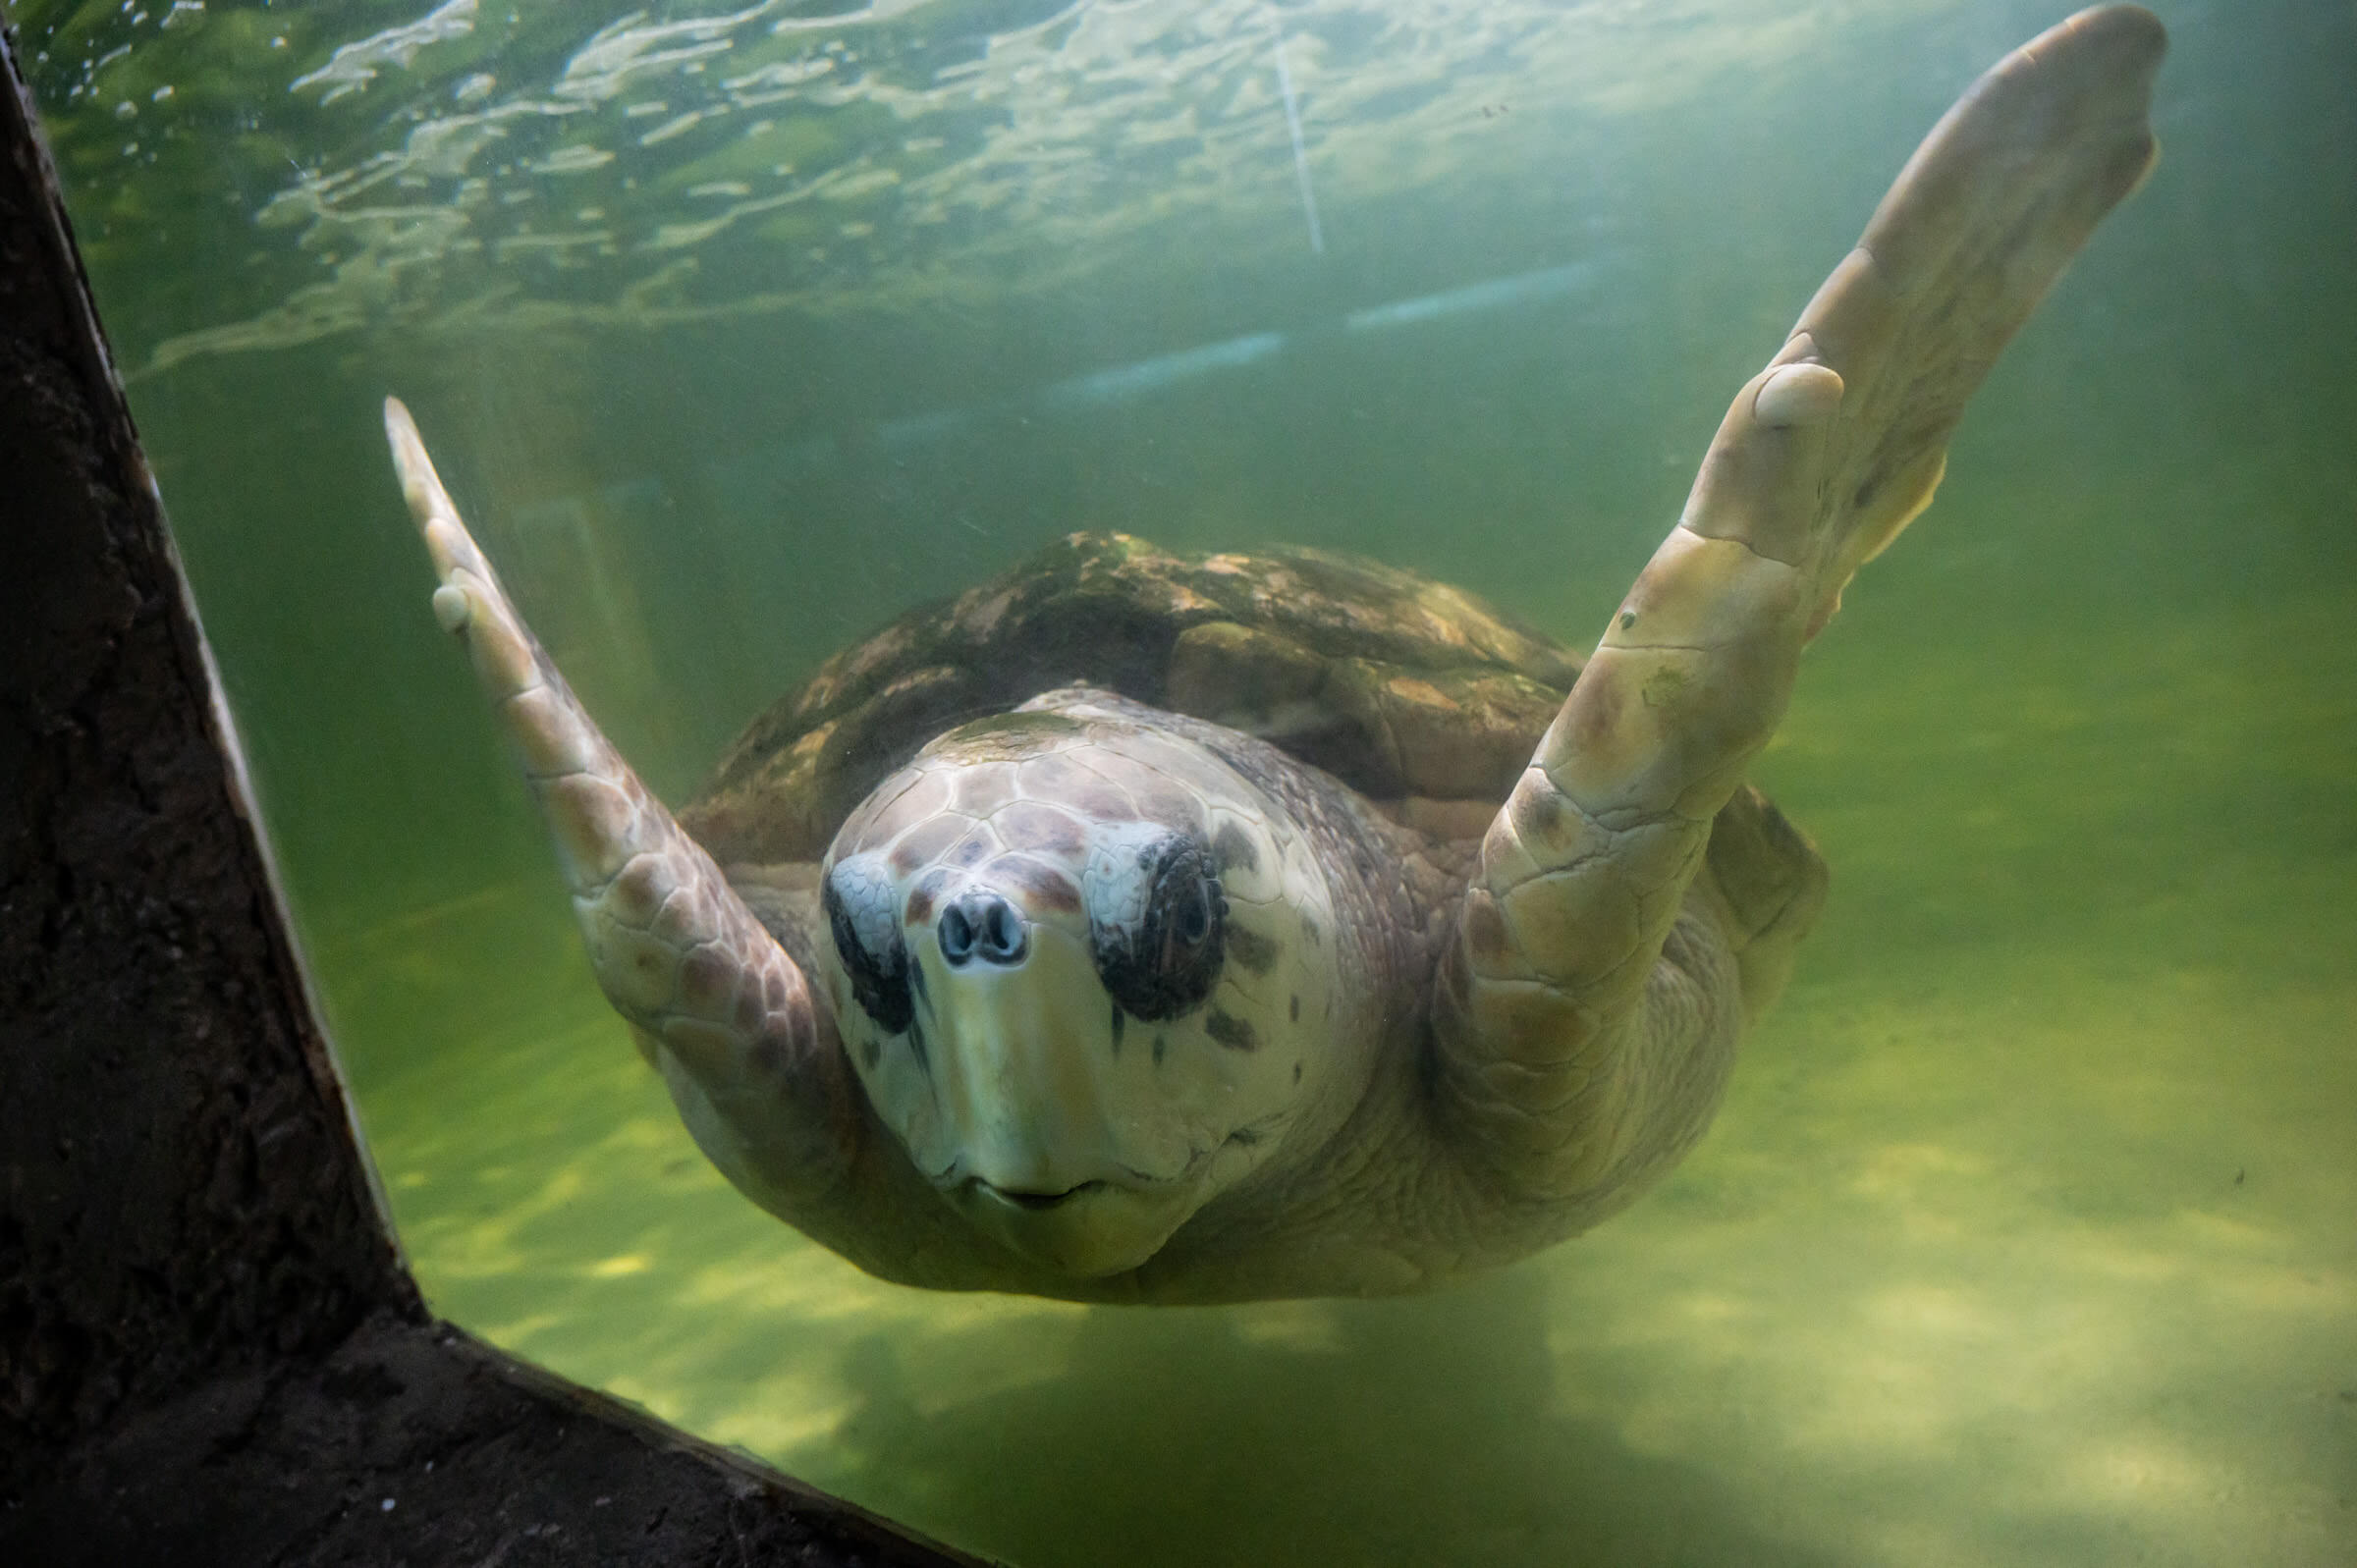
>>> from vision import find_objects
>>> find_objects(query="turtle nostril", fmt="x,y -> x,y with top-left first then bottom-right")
942,891 -> 1027,967
979,896 -> 1027,964
938,903 -> 976,965
941,892 -> 1027,966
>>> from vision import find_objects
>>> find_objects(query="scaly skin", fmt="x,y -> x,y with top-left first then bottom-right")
1431,4 -> 2164,1214
385,404 -> 862,1213
384,5 -> 2165,1299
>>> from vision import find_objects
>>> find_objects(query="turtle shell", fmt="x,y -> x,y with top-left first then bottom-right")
678,531 -> 1588,866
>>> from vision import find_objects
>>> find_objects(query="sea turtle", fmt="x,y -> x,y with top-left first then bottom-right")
382,7 -> 2164,1304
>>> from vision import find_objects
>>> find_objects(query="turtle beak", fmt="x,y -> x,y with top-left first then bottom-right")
926,920 -> 1140,1186
958,1175 -> 1198,1278
919,918 -> 1203,1275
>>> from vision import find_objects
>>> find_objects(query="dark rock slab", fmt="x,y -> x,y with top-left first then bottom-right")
0,27 -> 983,1568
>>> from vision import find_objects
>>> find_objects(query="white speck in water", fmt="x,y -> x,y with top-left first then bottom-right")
380,1497 -> 396,1512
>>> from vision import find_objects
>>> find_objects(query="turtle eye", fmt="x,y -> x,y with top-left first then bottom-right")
1086,831 -> 1225,1023
823,854 -> 913,1035
1174,878 -> 1214,948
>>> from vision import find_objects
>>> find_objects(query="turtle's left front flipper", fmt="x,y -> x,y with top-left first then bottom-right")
1433,7 -> 2165,1215
382,399 -> 858,1194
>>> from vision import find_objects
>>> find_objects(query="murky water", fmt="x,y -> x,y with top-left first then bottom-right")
16,1 -> 2353,1562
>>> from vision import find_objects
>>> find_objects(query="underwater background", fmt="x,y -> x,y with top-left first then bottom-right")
11,0 -> 2352,1561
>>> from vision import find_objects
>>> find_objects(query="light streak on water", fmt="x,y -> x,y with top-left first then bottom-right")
1343,261 -> 1600,332
1272,26 -> 1324,256
1041,330 -> 1289,411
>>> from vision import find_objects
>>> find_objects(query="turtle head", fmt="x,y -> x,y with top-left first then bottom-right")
817,697 -> 1344,1279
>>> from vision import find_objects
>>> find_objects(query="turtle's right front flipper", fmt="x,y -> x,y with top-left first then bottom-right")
1431,7 -> 2165,1217
382,398 -> 857,1194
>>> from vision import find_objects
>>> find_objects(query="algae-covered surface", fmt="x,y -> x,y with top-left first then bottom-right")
16,0 -> 2353,1561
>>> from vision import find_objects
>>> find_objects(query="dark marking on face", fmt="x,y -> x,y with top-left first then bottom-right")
1211,821 -> 1261,875
1110,1002 -> 1125,1055
989,853 -> 1082,915
1017,751 -> 1095,802
905,866 -> 959,933
998,801 -> 1088,857
1299,915 -> 1322,948
907,955 -> 931,1010
1289,994 -> 1300,1023
824,863 -> 912,1034
1225,921 -> 1279,976
1130,784 -> 1207,837
1089,832 -> 1226,1022
1291,1061 -> 1302,1085
906,1011 -> 930,1074
888,814 -> 967,876
862,1040 -> 883,1070
947,830 -> 993,869
1153,1035 -> 1168,1066
858,769 -> 951,846
1072,784 -> 1136,823
1205,1006 -> 1258,1053
951,763 -> 1020,816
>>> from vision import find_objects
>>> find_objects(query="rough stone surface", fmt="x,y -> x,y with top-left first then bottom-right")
11,1315 -> 967,1568
0,28 -> 411,1469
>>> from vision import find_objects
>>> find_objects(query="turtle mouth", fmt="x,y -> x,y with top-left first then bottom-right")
945,1119 -> 1288,1208
970,1177 -> 1107,1212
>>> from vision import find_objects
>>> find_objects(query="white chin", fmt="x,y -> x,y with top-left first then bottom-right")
954,1180 -> 1199,1278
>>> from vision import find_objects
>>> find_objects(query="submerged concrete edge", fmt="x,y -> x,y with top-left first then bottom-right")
0,23 -> 987,1568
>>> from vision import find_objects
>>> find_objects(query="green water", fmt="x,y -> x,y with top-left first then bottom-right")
15,0 -> 2354,1562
